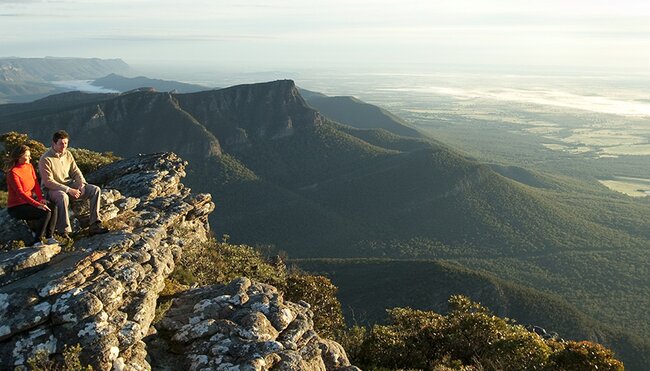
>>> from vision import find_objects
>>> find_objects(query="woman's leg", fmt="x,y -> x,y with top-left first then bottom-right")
7,204 -> 52,244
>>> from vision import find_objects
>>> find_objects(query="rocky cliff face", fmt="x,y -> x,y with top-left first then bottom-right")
0,79 -> 318,170
0,90 -> 223,163
0,153 -> 355,370
175,80 -> 323,151
0,79 -> 318,152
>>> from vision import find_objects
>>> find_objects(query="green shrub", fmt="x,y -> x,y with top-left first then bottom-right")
348,296 -> 621,371
441,295 -> 551,369
1,131 -> 48,168
26,344 -> 92,371
284,273 -> 346,339
337,325 -> 367,362
548,340 -> 624,371
171,235 -> 286,287
360,325 -> 411,369
357,308 -> 444,369
68,148 -> 120,175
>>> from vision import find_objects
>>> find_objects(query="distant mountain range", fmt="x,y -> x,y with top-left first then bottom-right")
0,57 -> 128,81
1,79 -> 649,368
91,73 -> 211,93
0,57 -> 129,103
5,81 -> 644,259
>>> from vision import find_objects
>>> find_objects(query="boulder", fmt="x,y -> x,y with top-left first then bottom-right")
0,209 -> 35,247
151,278 -> 356,370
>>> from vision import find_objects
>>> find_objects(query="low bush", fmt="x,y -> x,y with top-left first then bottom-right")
169,234 -> 346,339
26,344 -> 93,371
344,295 -> 622,370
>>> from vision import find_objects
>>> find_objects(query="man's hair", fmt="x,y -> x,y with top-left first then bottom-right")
52,130 -> 69,143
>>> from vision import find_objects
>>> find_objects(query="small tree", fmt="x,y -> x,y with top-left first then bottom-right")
441,295 -> 551,370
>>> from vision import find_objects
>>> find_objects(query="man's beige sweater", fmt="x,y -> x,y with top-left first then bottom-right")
39,148 -> 86,192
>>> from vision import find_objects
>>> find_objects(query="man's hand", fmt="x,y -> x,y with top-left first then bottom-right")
67,188 -> 82,199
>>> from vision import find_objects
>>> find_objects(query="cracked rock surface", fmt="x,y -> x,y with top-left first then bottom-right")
0,152 -> 357,370
149,277 -> 359,371
1,153 -> 213,370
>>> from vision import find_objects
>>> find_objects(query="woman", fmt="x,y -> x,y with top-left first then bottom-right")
5,145 -> 58,246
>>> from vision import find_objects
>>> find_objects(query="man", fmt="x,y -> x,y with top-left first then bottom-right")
39,130 -> 108,237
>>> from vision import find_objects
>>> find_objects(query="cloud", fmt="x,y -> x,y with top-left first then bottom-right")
410,86 -> 650,117
90,33 -> 275,42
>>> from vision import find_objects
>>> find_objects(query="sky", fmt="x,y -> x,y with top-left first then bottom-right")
2,0 -> 650,74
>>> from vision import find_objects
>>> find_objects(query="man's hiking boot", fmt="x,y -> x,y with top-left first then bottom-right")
88,222 -> 109,235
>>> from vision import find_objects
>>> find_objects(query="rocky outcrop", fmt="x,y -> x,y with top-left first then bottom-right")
175,80 -> 323,151
0,211 -> 35,248
149,277 -> 358,371
0,152 -> 212,369
0,152 -> 356,370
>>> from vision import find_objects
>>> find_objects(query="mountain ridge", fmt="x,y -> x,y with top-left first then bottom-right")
92,73 -> 209,93
0,57 -> 129,103
1,79 -> 649,368
300,88 -> 424,138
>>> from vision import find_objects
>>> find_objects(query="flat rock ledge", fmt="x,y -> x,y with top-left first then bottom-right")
0,153 -> 214,370
0,152 -> 358,370
149,277 -> 360,371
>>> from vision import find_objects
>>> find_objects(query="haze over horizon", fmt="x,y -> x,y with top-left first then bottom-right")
2,0 -> 650,75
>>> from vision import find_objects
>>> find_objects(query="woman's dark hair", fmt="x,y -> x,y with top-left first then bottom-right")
4,144 -> 30,171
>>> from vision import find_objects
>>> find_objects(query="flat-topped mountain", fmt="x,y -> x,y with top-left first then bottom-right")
176,80 -> 323,150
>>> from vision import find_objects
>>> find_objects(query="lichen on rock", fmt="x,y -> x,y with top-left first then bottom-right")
150,277 -> 358,371
0,153 -> 214,369
0,152 -> 356,370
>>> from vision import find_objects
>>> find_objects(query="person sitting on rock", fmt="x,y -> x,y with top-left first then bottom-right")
5,144 -> 59,246
39,130 -> 109,237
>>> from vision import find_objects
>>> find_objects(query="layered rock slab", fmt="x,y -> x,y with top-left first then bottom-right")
0,153 -> 214,370
1,152 -> 357,370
